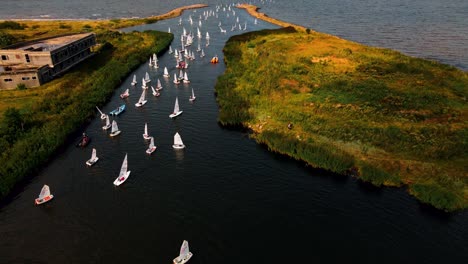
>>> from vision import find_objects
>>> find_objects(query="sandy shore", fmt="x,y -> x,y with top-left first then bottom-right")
146,4 -> 208,21
237,4 -> 307,32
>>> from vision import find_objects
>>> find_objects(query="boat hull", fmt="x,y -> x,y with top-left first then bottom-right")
110,130 -> 121,137
86,157 -> 99,167
102,124 -> 111,130
146,146 -> 157,155
173,252 -> 193,264
135,100 -> 148,107
169,111 -> 183,118
189,97 -> 196,102
113,171 -> 131,186
172,144 -> 185,149
35,195 -> 54,205
143,134 -> 151,140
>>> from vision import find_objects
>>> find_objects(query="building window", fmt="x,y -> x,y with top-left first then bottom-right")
1,55 -> 8,60
22,77 -> 30,80
3,78 -> 13,82
25,54 -> 30,63
32,76 -> 37,80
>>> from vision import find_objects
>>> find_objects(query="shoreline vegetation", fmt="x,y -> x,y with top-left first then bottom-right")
217,6 -> 467,211
0,5 -> 212,201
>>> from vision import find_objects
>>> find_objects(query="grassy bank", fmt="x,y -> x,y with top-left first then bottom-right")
0,21 -> 174,199
215,27 -> 468,211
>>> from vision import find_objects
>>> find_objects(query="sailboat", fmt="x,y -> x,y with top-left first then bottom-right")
102,115 -> 111,130
120,88 -> 130,99
152,53 -> 159,68
148,57 -> 153,66
109,104 -> 126,116
144,72 -> 151,84
178,70 -> 184,81
131,74 -> 137,86
196,42 -> 201,52
173,240 -> 192,263
86,148 -> 99,166
183,72 -> 190,83
109,120 -> 121,137
169,97 -> 183,118
189,88 -> 196,102
200,49 -> 205,58
151,86 -> 160,97
173,73 -> 180,84
142,122 -> 152,140
156,79 -> 163,91
169,45 -> 174,54
135,89 -> 147,107
96,106 -> 107,120
113,154 -> 131,186
163,67 -> 170,77
35,184 -> 54,205
146,137 -> 157,155
141,77 -> 148,89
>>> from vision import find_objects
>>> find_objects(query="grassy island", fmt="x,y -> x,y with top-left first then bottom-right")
0,5 -> 211,200
216,13 -> 467,210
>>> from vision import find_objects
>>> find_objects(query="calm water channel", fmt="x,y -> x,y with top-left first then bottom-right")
1,2 -> 467,264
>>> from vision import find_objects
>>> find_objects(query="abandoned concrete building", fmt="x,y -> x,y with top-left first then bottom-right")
0,33 -> 96,90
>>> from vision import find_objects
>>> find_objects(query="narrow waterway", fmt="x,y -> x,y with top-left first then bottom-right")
0,6 -> 467,264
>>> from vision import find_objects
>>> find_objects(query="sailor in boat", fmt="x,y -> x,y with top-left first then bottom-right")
210,55 -> 219,64
77,132 -> 90,147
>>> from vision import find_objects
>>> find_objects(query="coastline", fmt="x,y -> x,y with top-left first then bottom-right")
237,4 -> 307,32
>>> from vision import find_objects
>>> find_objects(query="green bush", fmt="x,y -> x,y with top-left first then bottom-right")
16,83 -> 27,90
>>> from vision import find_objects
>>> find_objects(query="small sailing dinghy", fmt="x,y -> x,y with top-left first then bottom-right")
86,148 -> 99,166
163,67 -> 170,77
109,120 -> 121,137
135,89 -> 147,107
96,106 -> 107,120
151,86 -> 160,97
35,185 -> 54,205
146,137 -> 157,155
143,123 -> 151,140
173,73 -> 180,84
172,132 -> 185,149
144,72 -> 151,84
102,115 -> 111,130
131,74 -> 137,86
142,77 -> 148,89
120,88 -> 130,99
169,97 -> 183,118
169,46 -> 174,54
200,49 -> 205,58
189,88 -> 196,102
113,154 -> 131,186
76,132 -> 90,147
183,72 -> 190,83
109,104 -> 126,116
156,79 -> 163,91
173,240 -> 192,264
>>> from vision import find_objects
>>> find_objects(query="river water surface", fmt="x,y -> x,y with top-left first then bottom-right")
0,2 -> 467,264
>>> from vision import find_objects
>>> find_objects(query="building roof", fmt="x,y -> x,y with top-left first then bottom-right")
11,33 -> 94,52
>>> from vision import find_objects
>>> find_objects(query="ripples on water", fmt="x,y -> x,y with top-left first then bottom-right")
0,1 -> 467,264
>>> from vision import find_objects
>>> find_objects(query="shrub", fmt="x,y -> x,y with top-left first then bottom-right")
16,83 -> 27,90
0,21 -> 25,30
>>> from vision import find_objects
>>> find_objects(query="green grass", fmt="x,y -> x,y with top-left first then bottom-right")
215,27 -> 468,211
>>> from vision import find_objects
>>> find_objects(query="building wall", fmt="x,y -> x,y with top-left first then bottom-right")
0,50 -> 53,67
0,71 -> 41,90
0,33 -> 96,89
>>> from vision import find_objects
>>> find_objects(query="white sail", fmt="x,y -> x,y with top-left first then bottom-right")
111,120 -> 119,133
206,32 -> 210,39
91,148 -> 97,160
144,123 -> 148,136
145,72 -> 150,83
173,73 -> 179,84
174,132 -> 184,146
142,77 -> 147,88
148,57 -> 152,66
157,79 -> 162,89
168,27 -> 171,33
173,97 -> 180,113
180,240 -> 190,258
138,89 -> 146,103
149,137 -> 155,149
153,53 -> 157,62
169,46 -> 173,54
131,74 -> 137,85
179,70 -> 184,80
119,154 -> 128,177
163,67 -> 169,77
103,115 -> 110,129
38,185 -> 51,199
183,72 -> 190,83
201,49 -> 205,58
